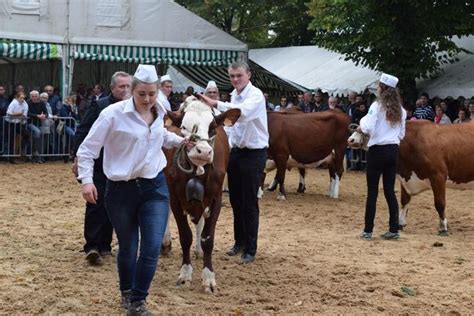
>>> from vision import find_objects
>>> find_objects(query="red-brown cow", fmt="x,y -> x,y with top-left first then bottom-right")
164,96 -> 240,293
348,120 -> 474,235
265,110 -> 351,200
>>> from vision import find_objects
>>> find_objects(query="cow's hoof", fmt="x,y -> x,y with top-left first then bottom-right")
296,187 -> 305,193
438,230 -> 449,236
176,264 -> 193,287
161,243 -> 172,256
202,267 -> 217,294
276,194 -> 287,201
398,225 -> 405,231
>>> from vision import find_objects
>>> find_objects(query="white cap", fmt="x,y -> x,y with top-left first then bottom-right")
380,73 -> 399,88
205,80 -> 217,91
134,65 -> 158,83
160,74 -> 172,84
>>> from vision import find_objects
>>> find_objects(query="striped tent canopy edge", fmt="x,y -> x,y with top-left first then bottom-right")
175,61 -> 306,96
0,39 -> 62,60
71,44 -> 240,67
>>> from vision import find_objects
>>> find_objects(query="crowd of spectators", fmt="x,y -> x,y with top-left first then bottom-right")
1,81 -> 473,166
0,83 -> 81,163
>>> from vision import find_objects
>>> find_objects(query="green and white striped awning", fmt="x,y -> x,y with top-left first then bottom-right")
72,44 -> 240,67
0,39 -> 62,60
175,60 -> 306,95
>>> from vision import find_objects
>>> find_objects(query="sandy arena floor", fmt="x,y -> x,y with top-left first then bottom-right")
0,161 -> 472,314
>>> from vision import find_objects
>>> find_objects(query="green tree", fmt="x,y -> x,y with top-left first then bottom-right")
176,0 -> 274,48
176,0 -> 314,48
307,0 -> 474,101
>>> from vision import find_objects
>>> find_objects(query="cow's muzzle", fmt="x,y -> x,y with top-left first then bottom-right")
188,141 -> 214,166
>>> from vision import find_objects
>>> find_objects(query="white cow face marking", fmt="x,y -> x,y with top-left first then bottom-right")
181,97 -> 216,166
347,131 -> 367,150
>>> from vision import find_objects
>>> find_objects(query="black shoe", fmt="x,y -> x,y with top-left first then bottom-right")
380,231 -> 400,240
225,245 -> 243,256
128,300 -> 155,316
121,290 -> 132,309
100,250 -> 113,257
85,249 -> 101,265
240,253 -> 256,264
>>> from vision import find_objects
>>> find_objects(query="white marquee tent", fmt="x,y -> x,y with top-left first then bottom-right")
417,36 -> 474,99
0,0 -> 246,96
250,36 -> 474,98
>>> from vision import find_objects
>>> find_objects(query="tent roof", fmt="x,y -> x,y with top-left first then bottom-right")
69,0 -> 246,52
0,0 -> 247,52
416,36 -> 474,99
249,46 -> 380,95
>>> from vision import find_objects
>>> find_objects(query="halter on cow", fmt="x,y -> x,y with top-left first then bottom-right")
164,96 -> 240,293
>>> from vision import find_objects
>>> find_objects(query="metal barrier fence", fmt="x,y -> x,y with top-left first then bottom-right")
348,147 -> 367,170
0,116 -> 76,160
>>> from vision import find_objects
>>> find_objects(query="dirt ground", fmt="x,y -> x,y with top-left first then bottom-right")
0,161 -> 472,315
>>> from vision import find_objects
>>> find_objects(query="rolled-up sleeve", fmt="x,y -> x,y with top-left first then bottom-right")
77,113 -> 112,184
217,91 -> 265,122
163,129 -> 183,149
360,102 -> 378,136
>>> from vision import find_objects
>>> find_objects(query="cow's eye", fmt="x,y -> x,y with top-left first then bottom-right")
181,126 -> 186,130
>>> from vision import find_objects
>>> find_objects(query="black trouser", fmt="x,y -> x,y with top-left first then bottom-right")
227,147 -> 267,256
84,170 -> 113,253
364,144 -> 400,233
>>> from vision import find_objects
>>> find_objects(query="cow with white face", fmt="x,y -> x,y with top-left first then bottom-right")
163,96 -> 240,293
348,120 -> 474,235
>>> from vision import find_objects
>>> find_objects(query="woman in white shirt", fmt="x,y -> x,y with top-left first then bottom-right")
6,91 -> 28,162
357,73 -> 407,241
77,65 -> 188,315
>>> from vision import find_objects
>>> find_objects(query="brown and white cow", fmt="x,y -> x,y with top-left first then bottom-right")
265,110 -> 351,200
348,120 -> 474,235
164,96 -> 240,292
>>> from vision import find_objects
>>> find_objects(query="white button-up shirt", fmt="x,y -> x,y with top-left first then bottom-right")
6,99 -> 28,124
77,97 -> 183,184
360,101 -> 407,147
158,90 -> 171,114
217,82 -> 268,149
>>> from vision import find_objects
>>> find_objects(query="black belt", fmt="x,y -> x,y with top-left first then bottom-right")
232,147 -> 267,152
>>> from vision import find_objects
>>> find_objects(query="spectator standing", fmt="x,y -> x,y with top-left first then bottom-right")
298,91 -> 315,113
313,90 -> 329,112
27,90 -> 48,163
0,85 -> 8,153
274,96 -> 290,112
413,92 -> 434,121
6,91 -> 28,163
92,84 -> 106,101
453,108 -> 471,124
72,72 -> 131,265
469,99 -> 474,118
264,93 -> 275,111
158,74 -> 172,113
44,85 -> 62,115
434,105 -> 452,125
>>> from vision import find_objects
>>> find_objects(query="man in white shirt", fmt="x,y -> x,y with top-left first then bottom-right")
199,61 -> 269,264
158,74 -> 172,113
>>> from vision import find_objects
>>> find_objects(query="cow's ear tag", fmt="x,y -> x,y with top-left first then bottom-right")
164,117 -> 173,127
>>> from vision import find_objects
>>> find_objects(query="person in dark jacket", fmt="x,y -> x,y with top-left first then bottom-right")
71,71 -> 131,265
27,90 -> 49,163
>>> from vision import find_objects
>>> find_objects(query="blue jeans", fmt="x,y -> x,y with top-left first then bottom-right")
104,171 -> 169,302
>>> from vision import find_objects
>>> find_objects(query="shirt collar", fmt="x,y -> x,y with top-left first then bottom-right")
231,81 -> 253,99
123,97 -> 135,113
